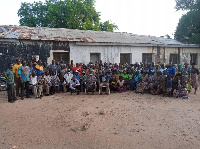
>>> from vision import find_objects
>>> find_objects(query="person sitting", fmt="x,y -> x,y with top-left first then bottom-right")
85,73 -> 97,94
44,71 -> 52,95
30,71 -> 40,99
136,77 -> 144,94
69,76 -> 80,95
117,76 -> 127,93
107,70 -> 113,80
64,69 -> 73,91
130,71 -> 141,91
38,72 -> 48,98
73,70 -> 80,82
80,71 -> 87,92
99,71 -> 109,95
50,71 -> 60,94
109,76 -> 118,93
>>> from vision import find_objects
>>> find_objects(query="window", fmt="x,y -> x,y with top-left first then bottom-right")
90,53 -> 100,63
190,54 -> 198,65
53,52 -> 69,64
170,54 -> 179,64
120,53 -> 131,64
142,53 -> 153,63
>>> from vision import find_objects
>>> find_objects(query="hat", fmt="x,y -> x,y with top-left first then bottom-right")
33,62 -> 37,65
82,71 -> 85,73
75,70 -> 78,72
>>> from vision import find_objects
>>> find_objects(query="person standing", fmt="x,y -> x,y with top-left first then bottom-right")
48,60 -> 58,76
191,63 -> 199,94
13,59 -> 22,97
4,63 -> 17,103
18,60 -> 31,100
35,60 -> 43,77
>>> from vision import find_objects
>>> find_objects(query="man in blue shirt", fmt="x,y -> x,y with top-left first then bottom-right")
167,64 -> 176,77
18,60 -> 31,100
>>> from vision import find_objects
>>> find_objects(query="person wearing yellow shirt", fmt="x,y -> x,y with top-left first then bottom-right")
13,59 -> 22,96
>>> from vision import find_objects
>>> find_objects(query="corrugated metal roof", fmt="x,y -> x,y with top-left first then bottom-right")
0,25 -> 198,47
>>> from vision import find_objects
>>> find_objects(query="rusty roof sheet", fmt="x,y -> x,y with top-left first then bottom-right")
0,25 -> 196,47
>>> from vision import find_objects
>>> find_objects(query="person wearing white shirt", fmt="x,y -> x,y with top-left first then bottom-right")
64,69 -> 73,89
30,72 -> 40,98
69,77 -> 80,95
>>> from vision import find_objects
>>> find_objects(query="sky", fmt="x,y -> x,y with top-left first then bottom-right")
0,0 -> 185,38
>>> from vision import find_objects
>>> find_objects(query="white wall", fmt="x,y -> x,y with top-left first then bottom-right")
47,42 -> 200,67
69,42 -> 153,64
165,47 -> 200,66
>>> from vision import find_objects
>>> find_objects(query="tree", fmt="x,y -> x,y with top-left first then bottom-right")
100,20 -> 118,32
17,0 -> 118,32
175,0 -> 196,10
174,0 -> 200,44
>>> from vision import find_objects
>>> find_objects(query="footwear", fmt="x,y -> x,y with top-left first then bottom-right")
26,96 -> 31,98
9,101 -> 15,103
77,91 -> 80,95
21,97 -> 24,100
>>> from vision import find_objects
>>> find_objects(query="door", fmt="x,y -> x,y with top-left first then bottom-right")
170,54 -> 179,64
142,53 -> 153,63
190,53 -> 198,65
53,52 -> 69,64
120,53 -> 131,64
90,53 -> 100,63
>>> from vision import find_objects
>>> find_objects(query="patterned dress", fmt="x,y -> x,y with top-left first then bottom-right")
191,68 -> 199,88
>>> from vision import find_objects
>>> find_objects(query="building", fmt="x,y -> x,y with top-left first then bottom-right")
0,25 -> 199,72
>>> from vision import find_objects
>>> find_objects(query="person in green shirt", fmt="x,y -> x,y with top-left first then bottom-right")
121,71 -> 129,80
4,63 -> 17,103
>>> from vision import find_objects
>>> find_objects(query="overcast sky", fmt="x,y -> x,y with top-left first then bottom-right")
0,0 -> 184,38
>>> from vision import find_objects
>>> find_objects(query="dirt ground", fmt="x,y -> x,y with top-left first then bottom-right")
0,89 -> 200,149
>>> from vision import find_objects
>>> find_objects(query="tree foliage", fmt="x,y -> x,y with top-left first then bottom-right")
18,0 -> 118,32
175,0 -> 196,10
174,0 -> 200,44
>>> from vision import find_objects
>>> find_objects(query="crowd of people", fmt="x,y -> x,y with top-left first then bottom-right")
4,59 -> 199,103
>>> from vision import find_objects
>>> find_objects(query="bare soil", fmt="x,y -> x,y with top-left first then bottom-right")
0,90 -> 200,149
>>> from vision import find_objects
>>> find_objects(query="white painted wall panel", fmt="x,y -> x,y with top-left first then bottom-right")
69,42 -> 151,64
